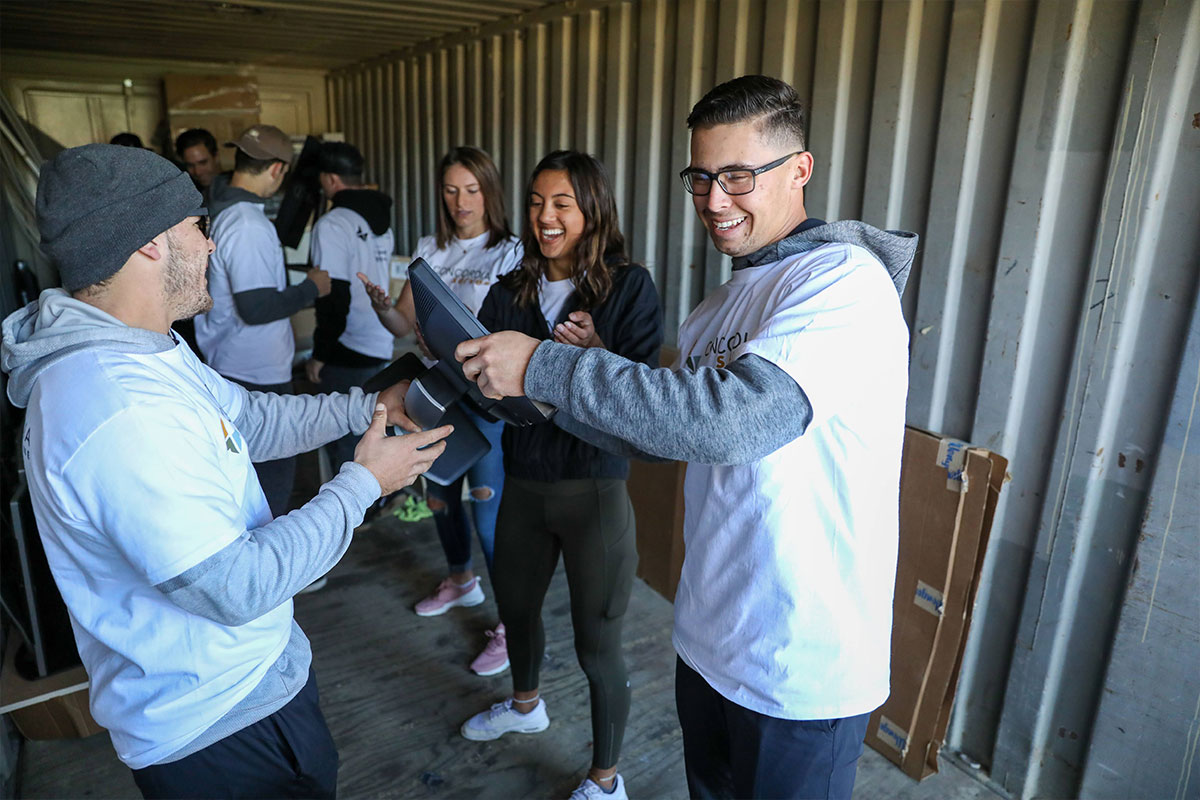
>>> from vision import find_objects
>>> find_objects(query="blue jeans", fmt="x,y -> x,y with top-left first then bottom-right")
427,412 -> 505,577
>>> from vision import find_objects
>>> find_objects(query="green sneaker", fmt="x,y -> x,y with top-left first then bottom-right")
393,496 -> 433,523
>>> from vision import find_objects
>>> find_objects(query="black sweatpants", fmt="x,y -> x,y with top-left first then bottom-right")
493,477 -> 638,770
132,668 -> 338,799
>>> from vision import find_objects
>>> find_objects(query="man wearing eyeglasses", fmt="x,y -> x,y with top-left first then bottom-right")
456,75 -> 916,799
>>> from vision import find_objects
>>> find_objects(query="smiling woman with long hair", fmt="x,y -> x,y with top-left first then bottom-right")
458,150 -> 663,800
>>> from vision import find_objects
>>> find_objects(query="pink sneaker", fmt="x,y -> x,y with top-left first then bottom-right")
470,623 -> 510,676
415,577 -> 485,617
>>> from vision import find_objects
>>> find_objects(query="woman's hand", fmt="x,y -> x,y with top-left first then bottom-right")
359,272 -> 415,338
357,272 -> 393,313
553,310 -> 605,349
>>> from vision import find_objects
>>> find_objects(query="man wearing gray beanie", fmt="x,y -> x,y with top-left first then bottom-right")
1,143 -> 451,799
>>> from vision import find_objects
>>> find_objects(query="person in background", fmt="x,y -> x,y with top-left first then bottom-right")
455,75 -> 916,800
358,146 -> 522,677
1,142 -> 451,799
174,128 -> 226,207
195,124 -> 331,518
457,150 -> 663,800
171,128 -> 226,358
305,141 -> 396,471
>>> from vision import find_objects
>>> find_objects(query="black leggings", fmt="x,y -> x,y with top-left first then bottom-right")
493,477 -> 638,770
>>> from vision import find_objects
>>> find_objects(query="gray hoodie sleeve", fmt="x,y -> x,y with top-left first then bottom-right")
549,410 -> 667,462
524,341 -> 812,466
155,461 -> 381,626
230,384 -> 377,462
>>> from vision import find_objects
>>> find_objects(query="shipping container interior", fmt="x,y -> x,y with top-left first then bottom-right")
1,2 -> 1197,799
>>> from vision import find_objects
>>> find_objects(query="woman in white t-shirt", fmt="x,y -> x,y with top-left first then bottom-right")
359,146 -> 521,677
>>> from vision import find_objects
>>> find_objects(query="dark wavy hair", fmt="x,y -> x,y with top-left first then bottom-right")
687,74 -> 806,150
503,150 -> 627,310
174,128 -> 217,158
435,146 -> 512,250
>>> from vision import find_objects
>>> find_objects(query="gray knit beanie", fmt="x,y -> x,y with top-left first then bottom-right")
36,144 -> 205,292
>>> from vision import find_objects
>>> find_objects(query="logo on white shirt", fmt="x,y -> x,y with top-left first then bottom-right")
219,418 -> 244,454
686,329 -> 751,369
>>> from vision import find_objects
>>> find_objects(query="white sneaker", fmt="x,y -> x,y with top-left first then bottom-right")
569,774 -> 628,799
460,697 -> 550,741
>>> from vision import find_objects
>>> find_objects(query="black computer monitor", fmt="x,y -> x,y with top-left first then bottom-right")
406,258 -> 555,427
362,259 -> 554,485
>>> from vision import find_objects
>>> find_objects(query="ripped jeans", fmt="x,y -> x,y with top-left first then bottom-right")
426,412 -> 505,577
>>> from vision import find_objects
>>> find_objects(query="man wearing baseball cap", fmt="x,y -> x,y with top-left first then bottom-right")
1,143 -> 451,798
195,124 -> 332,517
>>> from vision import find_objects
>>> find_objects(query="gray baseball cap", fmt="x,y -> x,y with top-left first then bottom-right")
227,124 -> 294,162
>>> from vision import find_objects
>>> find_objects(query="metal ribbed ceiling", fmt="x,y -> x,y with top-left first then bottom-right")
0,0 -> 558,70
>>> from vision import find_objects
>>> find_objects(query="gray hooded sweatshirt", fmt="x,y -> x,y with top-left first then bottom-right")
2,289 -> 381,764
525,220 -> 916,463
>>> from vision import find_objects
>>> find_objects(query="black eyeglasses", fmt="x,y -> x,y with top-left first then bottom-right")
679,151 -> 805,196
196,215 -> 210,237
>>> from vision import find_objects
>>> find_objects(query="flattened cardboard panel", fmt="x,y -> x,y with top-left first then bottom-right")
630,460 -> 687,602
900,450 -> 993,779
927,448 -> 1009,775
628,348 -> 686,603
164,74 -> 259,113
866,428 -> 1003,781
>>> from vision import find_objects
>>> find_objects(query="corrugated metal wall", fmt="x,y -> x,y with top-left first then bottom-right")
328,1 -> 1200,798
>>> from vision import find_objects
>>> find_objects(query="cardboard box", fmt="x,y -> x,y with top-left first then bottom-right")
0,636 -> 103,740
627,347 -> 687,603
164,74 -> 261,157
629,458 -> 688,602
865,428 -> 1008,780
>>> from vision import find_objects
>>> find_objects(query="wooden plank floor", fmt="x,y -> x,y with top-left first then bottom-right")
16,502 -> 1004,800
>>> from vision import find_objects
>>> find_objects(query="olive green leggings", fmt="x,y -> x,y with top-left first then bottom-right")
493,477 -> 638,770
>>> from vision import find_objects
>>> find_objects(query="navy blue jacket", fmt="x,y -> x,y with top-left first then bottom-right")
477,263 -> 663,481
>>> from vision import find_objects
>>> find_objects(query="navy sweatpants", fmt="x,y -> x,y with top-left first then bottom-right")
675,657 -> 870,800
131,669 -> 338,799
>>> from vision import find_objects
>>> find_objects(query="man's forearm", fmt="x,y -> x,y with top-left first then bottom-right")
234,281 -> 319,325
525,342 -> 812,466
551,410 -> 668,462
231,384 -> 377,462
